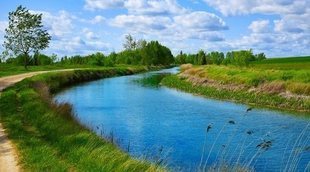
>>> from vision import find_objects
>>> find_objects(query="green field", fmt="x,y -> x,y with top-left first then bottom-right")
250,56 -> 310,70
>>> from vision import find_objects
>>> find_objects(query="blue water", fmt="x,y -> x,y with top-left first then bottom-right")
55,68 -> 310,171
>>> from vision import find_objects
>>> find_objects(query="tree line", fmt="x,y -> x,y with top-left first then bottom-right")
175,49 -> 266,67
58,35 -> 174,66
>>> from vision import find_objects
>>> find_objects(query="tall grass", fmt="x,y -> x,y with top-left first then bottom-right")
0,67 -> 164,171
134,73 -> 170,88
197,117 -> 309,171
161,75 -> 310,113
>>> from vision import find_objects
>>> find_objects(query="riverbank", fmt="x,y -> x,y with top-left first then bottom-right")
161,65 -> 310,114
0,67 -> 163,171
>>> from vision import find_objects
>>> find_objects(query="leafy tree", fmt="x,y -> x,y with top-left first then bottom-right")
3,5 -> 51,69
107,52 -> 117,64
231,50 -> 254,66
175,51 -> 186,64
208,51 -> 224,65
255,53 -> 266,61
140,41 -> 174,65
136,39 -> 147,49
33,53 -> 54,65
123,34 -> 136,50
223,52 -> 233,65
197,50 -> 207,65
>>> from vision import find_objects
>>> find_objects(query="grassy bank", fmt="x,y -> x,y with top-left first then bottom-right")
0,64 -> 92,77
0,64 -> 170,77
161,64 -> 310,113
0,67 -> 163,171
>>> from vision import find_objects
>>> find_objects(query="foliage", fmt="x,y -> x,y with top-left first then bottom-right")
176,49 -> 264,67
140,41 -> 174,65
134,73 -> 170,88
123,34 -> 137,50
3,5 -> 51,69
208,51 -> 224,65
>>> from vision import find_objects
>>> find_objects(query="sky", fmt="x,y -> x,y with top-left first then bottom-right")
0,0 -> 309,57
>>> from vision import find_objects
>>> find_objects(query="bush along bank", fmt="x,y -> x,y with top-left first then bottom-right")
0,67 -> 164,171
161,74 -> 310,114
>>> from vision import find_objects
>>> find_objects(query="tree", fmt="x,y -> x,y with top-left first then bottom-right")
123,34 -> 136,50
255,53 -> 266,61
197,50 -> 206,65
208,51 -> 224,65
175,51 -> 186,64
136,39 -> 147,49
3,5 -> 51,69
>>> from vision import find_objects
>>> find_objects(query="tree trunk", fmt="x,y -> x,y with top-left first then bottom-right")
24,53 -> 28,70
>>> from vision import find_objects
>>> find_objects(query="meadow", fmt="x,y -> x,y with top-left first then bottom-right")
250,56 -> 310,70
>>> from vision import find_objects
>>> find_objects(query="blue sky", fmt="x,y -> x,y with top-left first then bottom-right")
0,0 -> 309,57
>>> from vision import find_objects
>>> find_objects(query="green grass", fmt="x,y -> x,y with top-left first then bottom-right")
161,75 -> 310,114
134,73 -> 170,88
0,64 -> 172,78
0,67 -> 164,171
250,56 -> 310,70
0,64 -> 90,77
184,64 -> 310,96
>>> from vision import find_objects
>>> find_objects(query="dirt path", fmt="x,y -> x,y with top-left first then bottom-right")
0,69 -> 76,172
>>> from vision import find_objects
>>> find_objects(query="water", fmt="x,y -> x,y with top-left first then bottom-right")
55,67 -> 310,171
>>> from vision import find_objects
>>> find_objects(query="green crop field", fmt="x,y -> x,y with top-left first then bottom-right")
250,56 -> 310,70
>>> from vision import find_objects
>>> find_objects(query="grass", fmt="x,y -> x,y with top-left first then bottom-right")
0,67 -> 164,171
0,64 -> 165,77
179,65 -> 310,98
161,75 -> 310,113
134,73 -> 170,88
0,64 -> 90,77
167,57 -> 310,113
250,56 -> 310,70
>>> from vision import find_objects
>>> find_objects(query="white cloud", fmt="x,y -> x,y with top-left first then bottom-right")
174,11 -> 228,31
204,0 -> 309,16
124,0 -> 187,15
84,0 -> 187,15
274,12 -> 310,33
110,10 -> 227,41
90,15 -> 105,24
0,21 -> 8,33
82,28 -> 99,40
48,36 -> 110,55
31,10 -> 74,39
111,14 -> 171,32
28,10 -> 111,56
202,0 -> 310,56
248,20 -> 270,33
84,0 -> 124,10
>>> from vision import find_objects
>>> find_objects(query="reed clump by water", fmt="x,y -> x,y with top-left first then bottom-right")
134,73 -> 170,88
0,67 -> 164,171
